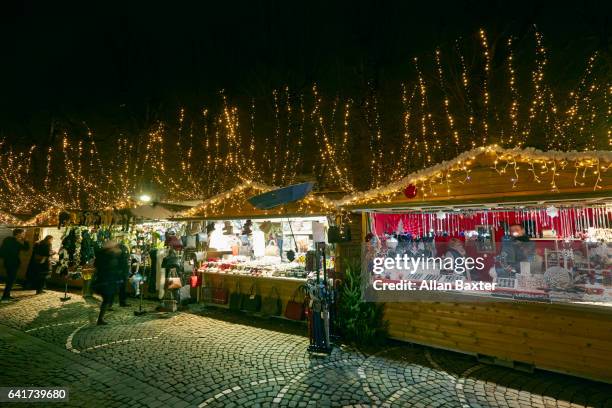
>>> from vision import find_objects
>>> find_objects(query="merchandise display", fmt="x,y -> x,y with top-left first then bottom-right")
363,205 -> 612,305
197,216 -> 333,281
199,258 -> 308,279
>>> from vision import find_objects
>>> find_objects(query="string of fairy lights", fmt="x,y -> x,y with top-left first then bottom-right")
0,30 -> 609,221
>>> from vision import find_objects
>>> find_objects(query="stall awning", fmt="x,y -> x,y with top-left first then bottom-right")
337,145 -> 612,211
178,181 -> 337,220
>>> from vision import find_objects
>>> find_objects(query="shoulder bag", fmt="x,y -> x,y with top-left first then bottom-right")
261,286 -> 282,317
285,285 -> 306,321
229,280 -> 242,311
241,283 -> 262,313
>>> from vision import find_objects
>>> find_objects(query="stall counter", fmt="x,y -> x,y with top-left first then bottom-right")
198,271 -> 305,316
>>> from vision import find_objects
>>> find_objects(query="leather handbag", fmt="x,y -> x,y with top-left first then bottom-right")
165,277 -> 182,290
264,240 -> 280,256
229,281 -> 242,311
241,283 -> 261,313
189,272 -> 199,288
284,286 -> 305,321
261,287 -> 282,317
212,281 -> 228,305
185,235 -> 197,249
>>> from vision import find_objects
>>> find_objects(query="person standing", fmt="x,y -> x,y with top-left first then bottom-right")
1,229 -> 30,301
93,240 -> 121,325
499,224 -> 536,278
31,235 -> 55,294
116,242 -> 130,307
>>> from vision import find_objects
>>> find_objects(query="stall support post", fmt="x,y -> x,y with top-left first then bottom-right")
308,242 -> 332,354
134,280 -> 147,316
59,279 -> 71,302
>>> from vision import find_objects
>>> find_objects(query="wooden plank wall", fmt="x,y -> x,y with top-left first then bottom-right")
385,301 -> 612,383
335,213 -> 364,277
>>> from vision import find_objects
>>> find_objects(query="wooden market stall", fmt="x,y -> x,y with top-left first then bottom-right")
337,145 -> 612,383
179,181 -> 339,317
10,203 -> 183,292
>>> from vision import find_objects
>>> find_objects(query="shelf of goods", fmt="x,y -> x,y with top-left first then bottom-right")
198,257 -> 309,279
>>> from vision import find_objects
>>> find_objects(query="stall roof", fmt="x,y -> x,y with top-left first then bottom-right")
0,210 -> 21,226
178,181 -> 338,220
337,145 -> 612,211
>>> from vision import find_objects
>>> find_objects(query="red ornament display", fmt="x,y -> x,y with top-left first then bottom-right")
403,184 -> 418,199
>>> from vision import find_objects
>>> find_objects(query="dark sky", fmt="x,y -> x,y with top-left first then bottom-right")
0,0 -> 610,144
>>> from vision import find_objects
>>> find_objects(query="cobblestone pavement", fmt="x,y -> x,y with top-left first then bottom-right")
0,286 -> 611,408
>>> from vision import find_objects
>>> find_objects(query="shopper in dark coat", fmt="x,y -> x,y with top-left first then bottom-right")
114,242 -> 131,307
1,229 -> 30,301
93,240 -> 121,325
29,235 -> 55,294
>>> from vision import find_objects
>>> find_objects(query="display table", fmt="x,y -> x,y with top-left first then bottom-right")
384,298 -> 612,383
198,271 -> 304,316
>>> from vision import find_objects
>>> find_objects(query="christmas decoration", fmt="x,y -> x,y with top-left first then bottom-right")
403,184 -> 418,199
546,206 -> 559,218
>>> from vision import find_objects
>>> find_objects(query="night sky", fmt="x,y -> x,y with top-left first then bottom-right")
0,0 -> 610,144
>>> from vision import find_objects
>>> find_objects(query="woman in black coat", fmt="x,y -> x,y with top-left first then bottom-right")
93,240 -> 121,325
29,235 -> 54,294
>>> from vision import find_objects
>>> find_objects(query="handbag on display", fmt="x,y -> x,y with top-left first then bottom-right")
189,272 -> 199,288
241,283 -> 261,313
265,240 -> 280,256
212,282 -> 229,305
165,278 -> 182,290
229,281 -> 242,311
197,233 -> 208,245
284,286 -> 306,321
260,287 -> 282,317
165,267 -> 182,290
185,235 -> 197,249
179,284 -> 191,303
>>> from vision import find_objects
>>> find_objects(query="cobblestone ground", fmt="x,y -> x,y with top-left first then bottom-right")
0,286 -> 611,408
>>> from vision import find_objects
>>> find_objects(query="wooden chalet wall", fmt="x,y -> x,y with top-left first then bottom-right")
385,301 -> 612,383
334,213 -> 363,278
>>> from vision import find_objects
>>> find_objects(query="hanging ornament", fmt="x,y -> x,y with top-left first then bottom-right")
403,184 -> 418,199
546,206 -> 559,218
396,219 -> 404,234
386,236 -> 398,250
436,211 -> 447,220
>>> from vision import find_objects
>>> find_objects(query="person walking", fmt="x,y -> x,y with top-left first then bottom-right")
0,229 -> 30,301
93,240 -> 121,325
116,242 -> 130,307
30,235 -> 55,294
